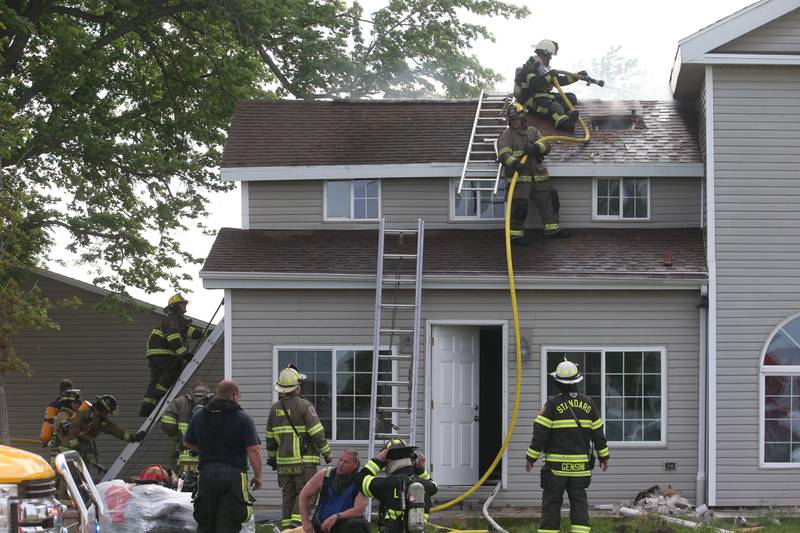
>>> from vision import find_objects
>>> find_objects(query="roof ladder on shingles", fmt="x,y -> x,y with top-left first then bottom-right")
367,217 -> 424,454
100,321 -> 225,482
457,90 -> 511,194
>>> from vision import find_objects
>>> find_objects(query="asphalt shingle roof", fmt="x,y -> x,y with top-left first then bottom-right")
202,228 -> 707,280
221,99 -> 702,168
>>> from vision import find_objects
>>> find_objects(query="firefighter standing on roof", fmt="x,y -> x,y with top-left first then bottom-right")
354,438 -> 437,533
514,39 -> 586,132
139,294 -> 206,416
69,395 -> 145,469
526,359 -> 610,533
497,102 -> 568,244
161,381 -> 210,490
266,365 -> 333,530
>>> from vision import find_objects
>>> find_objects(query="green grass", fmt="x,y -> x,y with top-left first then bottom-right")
256,514 -> 800,532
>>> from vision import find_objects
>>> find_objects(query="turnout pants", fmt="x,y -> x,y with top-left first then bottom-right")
193,463 -> 253,533
508,177 -> 561,237
139,355 -> 183,416
538,470 -> 591,533
278,466 -> 317,528
529,92 -> 578,128
313,517 -> 371,533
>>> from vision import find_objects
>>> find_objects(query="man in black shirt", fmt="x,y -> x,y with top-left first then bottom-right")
184,379 -> 263,533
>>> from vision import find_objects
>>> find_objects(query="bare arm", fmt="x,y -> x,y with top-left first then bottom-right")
300,468 -> 325,528
341,492 -> 368,519
247,444 -> 263,490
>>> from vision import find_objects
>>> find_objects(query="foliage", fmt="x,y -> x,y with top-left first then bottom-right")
575,45 -> 646,100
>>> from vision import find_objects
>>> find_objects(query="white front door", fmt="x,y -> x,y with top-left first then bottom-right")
431,325 -> 480,485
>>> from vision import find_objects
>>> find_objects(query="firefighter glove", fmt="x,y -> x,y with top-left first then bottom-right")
524,143 -> 545,162
512,160 -> 525,174
133,431 -> 147,442
182,352 -> 194,363
577,70 -> 588,78
267,458 -> 277,471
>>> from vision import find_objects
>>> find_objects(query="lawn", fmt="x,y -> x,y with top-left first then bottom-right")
256,514 -> 800,532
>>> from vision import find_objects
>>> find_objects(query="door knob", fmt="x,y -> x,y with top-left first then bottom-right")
474,404 -> 479,411
474,415 -> 480,422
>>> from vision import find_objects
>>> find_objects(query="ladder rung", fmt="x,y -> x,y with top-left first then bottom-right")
379,354 -> 412,361
380,303 -> 416,308
460,187 -> 498,192
383,253 -> 417,259
377,380 -> 411,387
377,407 -> 411,413
380,328 -> 414,334
382,277 -> 417,284
384,229 -> 418,234
375,432 -> 411,440
461,178 -> 499,182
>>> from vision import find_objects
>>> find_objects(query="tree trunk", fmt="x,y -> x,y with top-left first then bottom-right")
0,371 -> 10,445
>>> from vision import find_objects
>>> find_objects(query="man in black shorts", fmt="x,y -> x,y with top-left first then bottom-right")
184,379 -> 263,533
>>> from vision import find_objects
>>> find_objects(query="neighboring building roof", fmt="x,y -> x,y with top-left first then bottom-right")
670,0 -> 800,97
221,99 -> 702,172
201,228 -> 707,283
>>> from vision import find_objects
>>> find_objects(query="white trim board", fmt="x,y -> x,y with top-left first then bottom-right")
424,320 -> 509,489
201,272 -> 708,291
221,162 -> 704,182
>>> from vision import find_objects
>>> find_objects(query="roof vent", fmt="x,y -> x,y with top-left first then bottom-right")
590,110 -> 645,131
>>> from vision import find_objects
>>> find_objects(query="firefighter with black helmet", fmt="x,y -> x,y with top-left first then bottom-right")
526,359 -> 610,533
354,438 -> 437,533
139,293 -> 207,416
160,381 -> 210,491
497,101 -> 568,244
70,394 -> 145,469
514,39 -> 587,132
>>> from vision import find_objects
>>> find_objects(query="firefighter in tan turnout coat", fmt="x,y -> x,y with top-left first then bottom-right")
266,365 -> 333,530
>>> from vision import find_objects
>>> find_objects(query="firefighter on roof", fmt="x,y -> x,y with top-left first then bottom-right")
497,101 -> 568,244
526,359 -> 610,533
266,364 -> 333,529
160,380 -> 210,491
354,438 -> 437,533
139,293 -> 207,417
514,39 -> 586,132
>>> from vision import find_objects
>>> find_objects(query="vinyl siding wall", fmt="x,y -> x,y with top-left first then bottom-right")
231,287 -> 700,509
714,10 -> 800,54
712,65 -> 800,506
7,275 -> 224,479
247,177 -> 701,230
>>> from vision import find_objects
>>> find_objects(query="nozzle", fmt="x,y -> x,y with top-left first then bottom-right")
597,79 -> 605,87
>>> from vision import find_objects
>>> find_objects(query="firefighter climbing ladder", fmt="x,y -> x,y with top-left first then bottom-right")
101,320 -> 225,482
367,218 -> 424,460
457,90 -> 509,195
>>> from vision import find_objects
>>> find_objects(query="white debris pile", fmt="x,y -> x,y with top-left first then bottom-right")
633,485 -> 693,516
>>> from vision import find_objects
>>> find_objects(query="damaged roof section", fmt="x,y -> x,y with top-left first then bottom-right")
202,227 -> 707,281
221,99 -> 702,170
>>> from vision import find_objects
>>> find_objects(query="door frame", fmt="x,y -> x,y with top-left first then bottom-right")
424,319 -> 509,488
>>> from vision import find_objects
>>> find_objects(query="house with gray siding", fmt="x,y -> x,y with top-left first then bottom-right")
202,0 -> 800,510
8,270 -> 223,479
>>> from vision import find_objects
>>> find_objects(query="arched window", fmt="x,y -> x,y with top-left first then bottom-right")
761,313 -> 800,466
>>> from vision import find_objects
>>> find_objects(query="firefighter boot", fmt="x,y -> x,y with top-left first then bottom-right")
555,110 -> 579,132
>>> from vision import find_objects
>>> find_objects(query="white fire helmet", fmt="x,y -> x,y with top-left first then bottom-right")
550,359 -> 583,384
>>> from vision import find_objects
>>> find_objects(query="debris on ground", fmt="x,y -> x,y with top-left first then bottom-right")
633,485 -> 693,516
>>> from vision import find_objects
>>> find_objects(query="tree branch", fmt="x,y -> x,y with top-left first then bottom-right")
44,6 -> 113,25
0,0 -> 47,77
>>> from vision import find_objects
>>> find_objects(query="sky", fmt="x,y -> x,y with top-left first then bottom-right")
46,0 -> 755,323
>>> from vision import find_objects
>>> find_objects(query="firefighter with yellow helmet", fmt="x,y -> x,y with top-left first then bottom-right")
497,101 -> 568,243
514,39 -> 588,132
139,293 -> 207,416
266,364 -> 333,529
526,359 -> 610,533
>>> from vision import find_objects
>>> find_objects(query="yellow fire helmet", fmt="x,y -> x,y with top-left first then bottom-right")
274,365 -> 307,393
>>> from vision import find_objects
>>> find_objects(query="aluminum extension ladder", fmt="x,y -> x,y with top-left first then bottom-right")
101,319 -> 225,482
367,218 -> 424,461
457,90 -> 510,195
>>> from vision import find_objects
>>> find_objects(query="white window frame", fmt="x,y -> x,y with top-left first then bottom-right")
272,345 -> 397,444
323,179 -> 381,222
759,311 -> 800,469
449,178 -> 505,222
592,177 -> 651,221
541,346 -> 668,448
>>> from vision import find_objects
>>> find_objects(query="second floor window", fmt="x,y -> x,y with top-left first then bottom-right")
452,178 -> 505,220
325,179 -> 380,221
594,177 -> 649,220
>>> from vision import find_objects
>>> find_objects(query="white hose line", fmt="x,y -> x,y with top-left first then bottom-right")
481,481 -> 508,533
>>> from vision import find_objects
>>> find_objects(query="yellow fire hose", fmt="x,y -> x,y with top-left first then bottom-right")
430,78 -> 590,518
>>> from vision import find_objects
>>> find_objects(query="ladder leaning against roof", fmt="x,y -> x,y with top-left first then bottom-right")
101,320 -> 225,482
367,218 -> 424,461
457,90 -> 510,195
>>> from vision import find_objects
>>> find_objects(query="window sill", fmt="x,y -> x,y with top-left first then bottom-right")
591,217 -> 652,222
759,462 -> 800,470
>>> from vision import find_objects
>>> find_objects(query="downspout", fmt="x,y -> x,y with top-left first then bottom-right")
696,284 -> 709,507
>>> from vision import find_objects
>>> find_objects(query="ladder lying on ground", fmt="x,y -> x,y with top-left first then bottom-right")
101,320 -> 225,482
367,218 -> 424,460
457,90 -> 510,195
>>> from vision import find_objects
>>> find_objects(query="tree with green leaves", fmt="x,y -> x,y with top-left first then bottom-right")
1,0 -> 524,443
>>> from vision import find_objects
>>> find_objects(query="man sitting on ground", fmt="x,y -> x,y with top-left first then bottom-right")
298,448 -> 370,533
